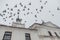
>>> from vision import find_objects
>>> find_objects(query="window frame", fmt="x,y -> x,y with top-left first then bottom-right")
25,33 -> 31,40
48,31 -> 53,36
2,31 -> 12,40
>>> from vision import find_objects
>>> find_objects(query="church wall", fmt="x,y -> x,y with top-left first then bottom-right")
0,24 -> 60,40
37,25 -> 60,40
0,26 -> 40,40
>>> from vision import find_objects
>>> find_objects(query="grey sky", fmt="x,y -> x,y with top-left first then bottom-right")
0,0 -> 60,28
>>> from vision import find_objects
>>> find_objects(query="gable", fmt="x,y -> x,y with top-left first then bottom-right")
29,21 -> 60,29
43,21 -> 59,28
29,23 -> 41,29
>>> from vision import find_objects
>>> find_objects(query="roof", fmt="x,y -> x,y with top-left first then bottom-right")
0,21 -> 60,30
29,21 -> 60,29
0,24 -> 37,30
43,21 -> 60,28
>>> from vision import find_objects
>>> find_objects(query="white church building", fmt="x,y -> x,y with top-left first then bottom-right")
0,16 -> 60,40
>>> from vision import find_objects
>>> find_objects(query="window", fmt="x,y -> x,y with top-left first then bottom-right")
2,31 -> 12,40
25,33 -> 31,40
48,31 -> 53,36
54,32 -> 59,37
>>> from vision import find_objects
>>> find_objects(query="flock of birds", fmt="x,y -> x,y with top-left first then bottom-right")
0,0 -> 60,25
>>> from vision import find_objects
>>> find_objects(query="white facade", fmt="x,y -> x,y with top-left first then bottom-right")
0,21 -> 60,40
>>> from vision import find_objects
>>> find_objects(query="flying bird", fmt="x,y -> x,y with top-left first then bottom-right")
20,3 -> 23,7
40,0 -> 42,2
9,15 -> 12,18
4,20 -> 6,21
10,12 -> 12,14
3,18 -> 5,20
39,10 -> 42,12
17,9 -> 20,12
6,4 -> 8,6
23,9 -> 25,11
11,8 -> 13,11
14,5 -> 17,8
17,12 -> 19,14
11,18 -> 13,20
7,12 -> 9,14
6,17 -> 7,18
24,6 -> 26,8
36,9 -> 38,11
24,21 -> 27,23
41,6 -> 43,9
29,3 -> 31,5
3,14 -> 5,15
20,3 -> 22,5
57,7 -> 60,10
0,14 -> 3,17
7,8 -> 9,10
13,14 -> 16,16
3,18 -> 6,21
44,1 -> 47,5
27,12 -> 29,15
31,12 -> 33,14
52,14 -> 54,16
35,20 -> 37,22
24,14 -> 26,16
37,11 -> 39,13
28,8 -> 30,10
9,23 -> 11,24
35,15 -> 37,18
3,10 -> 6,13
49,10 -> 51,13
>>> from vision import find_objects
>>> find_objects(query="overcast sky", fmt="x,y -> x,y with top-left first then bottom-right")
0,0 -> 60,28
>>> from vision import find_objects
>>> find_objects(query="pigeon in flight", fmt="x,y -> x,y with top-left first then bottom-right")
57,7 -> 60,10
24,6 -> 26,8
5,20 -> 6,21
11,18 -> 13,20
49,10 -> 51,13
0,14 -> 3,17
29,3 -> 31,5
3,10 -> 6,13
52,14 -> 54,16
24,21 -> 27,23
39,10 -> 42,12
7,8 -> 9,10
36,9 -> 38,11
6,17 -> 7,18
17,9 -> 20,12
3,14 -> 5,15
35,15 -> 37,18
13,14 -> 16,16
14,4 -> 17,8
24,14 -> 26,16
44,1 -> 47,5
9,15 -> 12,18
23,9 -> 25,11
11,8 -> 13,11
40,0 -> 42,2
27,12 -> 29,15
6,4 -> 8,6
28,8 -> 30,10
20,3 -> 23,7
3,18 -> 5,20
41,6 -> 43,9
35,20 -> 37,22
37,11 -> 39,13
